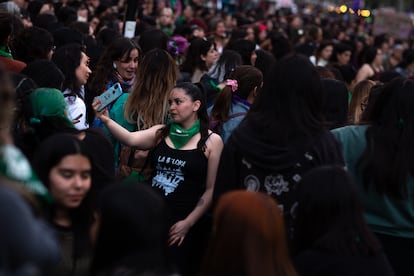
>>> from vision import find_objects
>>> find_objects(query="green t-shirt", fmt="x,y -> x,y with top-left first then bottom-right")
332,125 -> 414,238
103,93 -> 136,168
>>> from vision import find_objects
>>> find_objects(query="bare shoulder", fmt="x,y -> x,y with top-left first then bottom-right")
205,131 -> 224,152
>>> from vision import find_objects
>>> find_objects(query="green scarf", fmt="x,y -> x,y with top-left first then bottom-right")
30,88 -> 74,127
0,46 -> 13,59
169,119 -> 200,149
0,144 -> 53,204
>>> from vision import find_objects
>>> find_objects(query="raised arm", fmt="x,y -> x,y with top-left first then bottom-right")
93,101 -> 164,150
169,132 -> 224,246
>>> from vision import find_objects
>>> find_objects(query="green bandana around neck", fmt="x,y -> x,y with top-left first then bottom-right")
169,119 -> 200,149
0,46 -> 13,59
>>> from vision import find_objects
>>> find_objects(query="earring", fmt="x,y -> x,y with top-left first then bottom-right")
113,62 -> 117,69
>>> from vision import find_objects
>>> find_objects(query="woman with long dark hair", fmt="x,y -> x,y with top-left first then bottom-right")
91,182 -> 173,275
180,38 -> 218,83
332,77 -> 414,276
52,43 -> 92,130
199,49 -> 242,108
93,82 -> 223,275
32,133 -> 95,276
214,54 -> 344,242
209,65 -> 263,142
293,166 -> 394,276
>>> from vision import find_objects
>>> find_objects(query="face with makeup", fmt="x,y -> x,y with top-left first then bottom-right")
48,154 -> 92,209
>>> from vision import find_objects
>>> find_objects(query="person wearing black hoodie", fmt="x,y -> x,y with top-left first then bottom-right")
213,54 -> 344,244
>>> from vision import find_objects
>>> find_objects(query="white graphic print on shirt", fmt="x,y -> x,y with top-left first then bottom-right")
264,174 -> 290,196
152,155 -> 186,196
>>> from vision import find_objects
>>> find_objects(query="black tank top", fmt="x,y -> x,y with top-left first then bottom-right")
150,140 -> 208,222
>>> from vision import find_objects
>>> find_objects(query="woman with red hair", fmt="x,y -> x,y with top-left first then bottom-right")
200,191 -> 297,276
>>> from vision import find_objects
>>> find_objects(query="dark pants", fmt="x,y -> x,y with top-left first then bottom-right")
169,216 -> 212,276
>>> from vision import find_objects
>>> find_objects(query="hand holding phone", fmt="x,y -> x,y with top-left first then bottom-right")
93,82 -> 123,111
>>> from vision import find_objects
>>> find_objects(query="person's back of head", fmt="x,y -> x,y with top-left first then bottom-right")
333,64 -> 357,87
12,26 -> 54,64
125,48 -> 178,128
32,13 -> 61,33
91,182 -> 171,275
27,88 -> 76,159
321,78 -> 348,129
294,165 -> 381,256
52,27 -> 84,49
51,43 -> 84,94
269,31 -> 293,61
359,77 -> 414,199
0,10 -> 13,46
249,53 -> 324,139
226,38 -> 256,65
138,28 -> 168,55
210,65 -> 263,126
96,28 -> 123,48
254,49 -> 276,79
398,48 -> 414,69
56,5 -> 77,27
348,79 -> 375,124
201,190 -> 297,276
10,73 -> 37,155
21,59 -> 64,90
362,46 -> 379,65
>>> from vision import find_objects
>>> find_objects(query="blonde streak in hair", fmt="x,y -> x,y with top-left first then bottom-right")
125,96 -> 138,124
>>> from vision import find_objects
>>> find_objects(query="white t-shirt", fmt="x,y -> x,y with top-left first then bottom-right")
63,86 -> 89,130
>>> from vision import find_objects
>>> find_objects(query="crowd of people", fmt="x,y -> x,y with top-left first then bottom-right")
0,0 -> 413,275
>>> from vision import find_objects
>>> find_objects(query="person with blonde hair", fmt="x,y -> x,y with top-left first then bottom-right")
100,49 -> 178,180
348,79 -> 375,124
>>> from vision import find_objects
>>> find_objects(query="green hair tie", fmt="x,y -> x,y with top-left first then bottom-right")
209,80 -> 221,91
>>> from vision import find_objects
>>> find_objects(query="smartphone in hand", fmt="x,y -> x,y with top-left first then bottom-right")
94,82 -> 123,111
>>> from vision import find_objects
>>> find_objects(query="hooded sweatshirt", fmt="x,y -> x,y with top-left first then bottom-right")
214,119 -> 344,239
